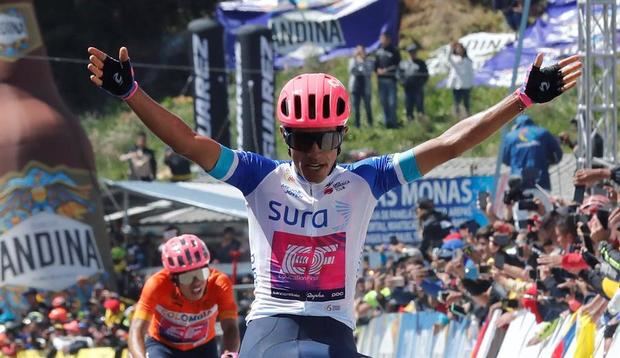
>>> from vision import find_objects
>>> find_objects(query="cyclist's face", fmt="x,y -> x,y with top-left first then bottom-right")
176,270 -> 209,301
281,126 -> 344,183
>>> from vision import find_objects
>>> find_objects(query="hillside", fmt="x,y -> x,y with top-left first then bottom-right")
83,0 -> 579,180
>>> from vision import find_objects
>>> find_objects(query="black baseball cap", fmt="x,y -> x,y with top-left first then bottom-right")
417,198 -> 434,210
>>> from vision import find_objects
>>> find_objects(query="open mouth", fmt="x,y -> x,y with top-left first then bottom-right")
306,163 -> 324,171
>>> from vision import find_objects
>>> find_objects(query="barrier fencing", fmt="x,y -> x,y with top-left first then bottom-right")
356,309 -> 620,357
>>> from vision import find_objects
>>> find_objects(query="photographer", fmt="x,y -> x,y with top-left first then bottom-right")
416,198 -> 454,260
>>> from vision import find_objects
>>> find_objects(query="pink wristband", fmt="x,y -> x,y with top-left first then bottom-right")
515,89 -> 533,109
123,81 -> 139,101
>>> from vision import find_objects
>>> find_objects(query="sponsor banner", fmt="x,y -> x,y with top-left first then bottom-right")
427,32 -> 515,76
477,0 -> 620,87
0,162 -> 109,291
189,18 -> 231,146
235,25 -> 276,157
270,230 -> 345,302
0,212 -> 103,290
0,2 -> 42,62
216,0 -> 399,68
366,176 -> 493,245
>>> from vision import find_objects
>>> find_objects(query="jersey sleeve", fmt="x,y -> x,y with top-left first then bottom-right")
348,149 -> 422,199
206,144 -> 278,196
214,273 -> 238,321
134,275 -> 161,321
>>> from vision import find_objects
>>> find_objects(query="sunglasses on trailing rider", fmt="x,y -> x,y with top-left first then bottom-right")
176,266 -> 211,285
283,129 -> 344,152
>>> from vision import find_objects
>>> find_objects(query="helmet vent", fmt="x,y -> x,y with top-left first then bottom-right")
337,97 -> 346,116
323,95 -> 330,118
308,94 -> 316,119
294,95 -> 302,119
185,249 -> 192,264
280,99 -> 289,116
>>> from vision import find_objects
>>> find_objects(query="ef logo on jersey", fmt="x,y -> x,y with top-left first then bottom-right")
270,231 -> 346,302
281,243 -> 338,275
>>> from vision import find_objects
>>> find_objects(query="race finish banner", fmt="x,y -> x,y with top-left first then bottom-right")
216,0 -> 400,68
366,176 -> 494,245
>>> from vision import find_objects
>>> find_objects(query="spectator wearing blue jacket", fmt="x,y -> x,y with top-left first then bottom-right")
501,114 -> 563,190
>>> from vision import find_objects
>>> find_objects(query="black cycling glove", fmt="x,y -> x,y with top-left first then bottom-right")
101,55 -> 138,100
516,62 -> 564,108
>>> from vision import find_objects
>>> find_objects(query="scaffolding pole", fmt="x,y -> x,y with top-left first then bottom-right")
576,0 -> 617,169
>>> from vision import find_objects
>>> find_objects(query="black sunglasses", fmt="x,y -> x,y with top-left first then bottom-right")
284,129 -> 344,152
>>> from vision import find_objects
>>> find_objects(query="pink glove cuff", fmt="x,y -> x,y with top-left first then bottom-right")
122,81 -> 139,101
515,88 -> 533,109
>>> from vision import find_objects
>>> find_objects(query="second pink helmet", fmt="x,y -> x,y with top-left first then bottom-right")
277,73 -> 350,128
161,234 -> 210,274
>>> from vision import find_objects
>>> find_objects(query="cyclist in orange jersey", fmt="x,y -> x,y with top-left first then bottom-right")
128,234 -> 240,358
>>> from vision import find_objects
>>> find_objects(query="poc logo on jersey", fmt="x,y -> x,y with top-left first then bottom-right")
268,200 -> 327,228
281,243 -> 337,275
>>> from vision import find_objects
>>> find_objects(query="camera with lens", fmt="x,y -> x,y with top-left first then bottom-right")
503,176 -> 535,206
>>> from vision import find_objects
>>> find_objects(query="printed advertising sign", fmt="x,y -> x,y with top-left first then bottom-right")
0,2 -> 42,61
217,0 -> 399,68
366,176 -> 494,245
0,212 -> 103,290
0,1 -> 112,294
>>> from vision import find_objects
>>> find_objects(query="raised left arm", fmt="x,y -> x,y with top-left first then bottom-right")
413,53 -> 581,175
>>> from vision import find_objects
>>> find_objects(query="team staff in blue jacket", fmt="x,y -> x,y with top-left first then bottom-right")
501,114 -> 563,190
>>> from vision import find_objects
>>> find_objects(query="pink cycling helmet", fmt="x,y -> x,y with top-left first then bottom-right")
161,234 -> 210,274
277,73 -> 350,128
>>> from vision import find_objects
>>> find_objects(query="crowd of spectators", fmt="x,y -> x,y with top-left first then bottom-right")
0,224 -> 252,357
353,164 -> 620,355
0,278 -> 133,357
6,163 -> 620,355
120,131 -> 193,182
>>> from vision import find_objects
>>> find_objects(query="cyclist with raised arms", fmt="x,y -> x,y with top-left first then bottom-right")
88,46 -> 581,357
128,234 -> 240,358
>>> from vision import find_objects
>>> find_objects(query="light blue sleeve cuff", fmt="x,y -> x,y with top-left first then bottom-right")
397,149 -> 422,183
208,145 -> 235,180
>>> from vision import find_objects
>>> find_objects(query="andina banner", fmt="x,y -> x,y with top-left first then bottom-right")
216,0 -> 400,68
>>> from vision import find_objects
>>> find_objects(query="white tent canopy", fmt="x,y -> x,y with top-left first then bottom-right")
104,180 -> 248,219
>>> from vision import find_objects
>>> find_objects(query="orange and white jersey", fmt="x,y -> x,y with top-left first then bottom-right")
134,268 -> 237,351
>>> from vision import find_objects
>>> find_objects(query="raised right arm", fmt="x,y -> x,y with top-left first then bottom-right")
87,46 -> 220,171
125,89 -> 221,170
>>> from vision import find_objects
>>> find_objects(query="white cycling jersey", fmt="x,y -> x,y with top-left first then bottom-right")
208,145 -> 422,329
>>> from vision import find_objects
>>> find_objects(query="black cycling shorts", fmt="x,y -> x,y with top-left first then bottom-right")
238,314 -> 369,358
145,336 -> 218,358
